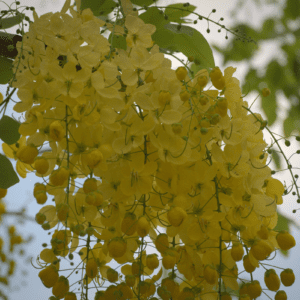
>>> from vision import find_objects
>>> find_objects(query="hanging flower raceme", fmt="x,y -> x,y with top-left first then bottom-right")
5,0 -> 297,299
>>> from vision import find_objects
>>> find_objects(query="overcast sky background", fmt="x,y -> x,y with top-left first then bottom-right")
0,0 -> 299,299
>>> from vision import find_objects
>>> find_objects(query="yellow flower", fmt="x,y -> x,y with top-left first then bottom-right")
120,160 -> 157,197
52,276 -> 69,299
86,258 -> 98,279
64,292 -> 77,300
47,60 -> 89,99
49,120 -> 65,142
266,177 -> 285,205
116,46 -> 164,86
39,265 -> 59,288
107,237 -> 127,258
121,212 -> 137,236
155,234 -> 169,253
2,136 -> 34,177
203,264 -> 218,285
167,206 -> 187,227
125,15 -> 156,48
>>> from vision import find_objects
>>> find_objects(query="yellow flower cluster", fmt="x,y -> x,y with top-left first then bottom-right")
2,1 -> 296,299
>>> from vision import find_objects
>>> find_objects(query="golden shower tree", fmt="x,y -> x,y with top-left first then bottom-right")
0,0 -> 298,299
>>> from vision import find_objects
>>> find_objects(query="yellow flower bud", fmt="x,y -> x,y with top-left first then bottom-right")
179,90 -> 190,102
83,178 -> 98,194
107,237 -> 127,258
121,212 -> 137,236
35,213 -> 46,225
280,268 -> 295,286
125,274 -> 136,287
64,292 -> 77,300
34,157 -> 49,175
231,242 -> 244,261
56,203 -> 69,222
162,253 -> 176,269
276,231 -> 296,251
264,269 -> 280,291
34,190 -> 48,204
16,144 -> 38,164
197,75 -> 208,88
220,292 -> 232,300
107,268 -> 118,282
155,234 -> 169,253
243,254 -> 256,273
175,66 -> 188,81
136,216 -> 150,238
212,76 -> 225,90
167,206 -> 187,227
146,254 -> 159,270
132,261 -> 143,276
203,265 -> 218,285
158,90 -> 172,106
247,280 -> 262,299
210,67 -> 223,81
49,167 -> 69,186
275,290 -> 287,300
250,239 -> 273,260
86,149 -> 103,169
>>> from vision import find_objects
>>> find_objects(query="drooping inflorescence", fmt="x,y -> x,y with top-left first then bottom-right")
0,0 -> 297,300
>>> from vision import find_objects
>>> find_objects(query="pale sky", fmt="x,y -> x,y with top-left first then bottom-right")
0,0 -> 299,299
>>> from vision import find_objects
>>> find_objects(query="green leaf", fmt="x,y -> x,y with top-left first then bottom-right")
164,3 -> 196,23
261,88 -> 277,126
271,149 -> 281,170
242,68 -> 261,96
212,24 -> 258,64
0,154 -> 19,189
266,60 -> 282,87
139,7 -> 167,28
0,56 -> 13,84
130,0 -> 158,6
0,13 -> 24,29
164,24 -> 215,69
108,33 -> 127,51
0,115 -> 21,145
140,8 -> 215,69
284,0 -> 300,20
260,18 -> 276,39
80,0 -> 117,16
278,211 -> 300,230
284,104 -> 300,136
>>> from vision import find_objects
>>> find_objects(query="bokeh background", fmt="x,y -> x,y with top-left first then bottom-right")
0,0 -> 299,299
